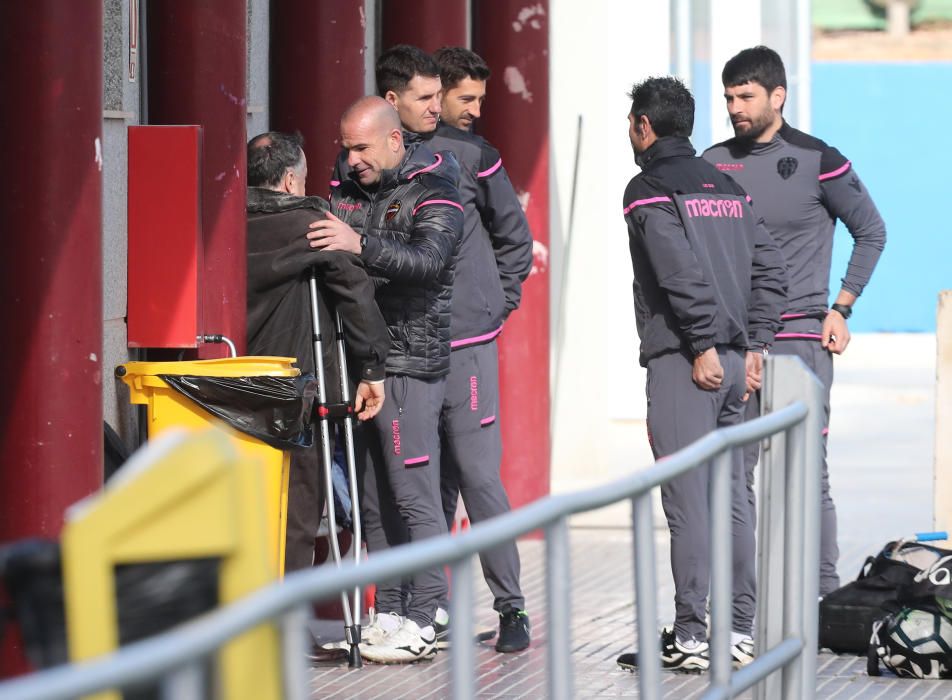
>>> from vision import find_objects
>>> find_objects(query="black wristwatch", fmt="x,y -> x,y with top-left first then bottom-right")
359,233 -> 368,252
830,303 -> 852,320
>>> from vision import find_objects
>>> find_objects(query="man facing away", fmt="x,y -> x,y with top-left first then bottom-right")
246,130 -> 387,585
703,46 -> 887,597
307,96 -> 463,664
371,44 -> 534,653
614,77 -> 787,673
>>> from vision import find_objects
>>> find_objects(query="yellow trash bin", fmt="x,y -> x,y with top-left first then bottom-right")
116,356 -> 303,576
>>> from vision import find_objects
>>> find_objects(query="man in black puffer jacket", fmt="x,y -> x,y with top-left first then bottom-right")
307,96 -> 463,664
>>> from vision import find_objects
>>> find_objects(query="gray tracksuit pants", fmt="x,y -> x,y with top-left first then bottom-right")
359,374 -> 448,628
743,317 -> 838,595
647,347 -> 755,643
439,340 -> 524,613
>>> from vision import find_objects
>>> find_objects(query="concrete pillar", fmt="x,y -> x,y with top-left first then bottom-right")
271,0 -> 368,192
474,1 -> 550,509
381,0 -> 468,52
146,0 -> 248,357
0,0 -> 103,675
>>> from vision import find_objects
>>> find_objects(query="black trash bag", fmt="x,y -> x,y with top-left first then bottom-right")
0,539 -> 68,669
160,374 -> 318,450
1,538 -> 220,684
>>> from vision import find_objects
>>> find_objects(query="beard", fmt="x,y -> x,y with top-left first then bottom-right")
731,109 -> 775,142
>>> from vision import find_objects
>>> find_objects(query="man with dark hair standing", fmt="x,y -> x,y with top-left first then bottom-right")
703,46 -> 887,597
614,77 -> 787,673
366,44 -> 534,653
307,97 -> 463,664
245,131 -> 388,622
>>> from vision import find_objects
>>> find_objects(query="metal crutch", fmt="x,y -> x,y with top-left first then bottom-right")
308,268 -> 363,668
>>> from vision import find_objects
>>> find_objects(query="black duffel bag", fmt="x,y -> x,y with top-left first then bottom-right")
819,540 -> 951,654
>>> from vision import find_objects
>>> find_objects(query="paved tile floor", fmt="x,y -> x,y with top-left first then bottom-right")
310,335 -> 949,698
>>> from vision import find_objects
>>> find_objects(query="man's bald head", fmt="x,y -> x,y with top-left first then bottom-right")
339,96 -> 405,187
341,95 -> 401,134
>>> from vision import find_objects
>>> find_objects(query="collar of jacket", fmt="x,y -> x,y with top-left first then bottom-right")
246,187 -> 329,214
636,136 -> 696,170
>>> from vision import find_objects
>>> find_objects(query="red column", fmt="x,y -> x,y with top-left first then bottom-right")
147,0 -> 247,357
271,1 -> 367,194
475,2 -> 551,510
0,1 -> 103,675
381,0 -> 468,52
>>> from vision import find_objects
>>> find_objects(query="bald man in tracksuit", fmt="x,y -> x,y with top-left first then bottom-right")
615,77 -> 787,673
704,46 -> 887,597
373,45 -> 534,653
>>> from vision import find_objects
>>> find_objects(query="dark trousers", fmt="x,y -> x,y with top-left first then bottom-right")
743,317 -> 838,595
647,347 -> 755,642
439,341 -> 524,613
359,374 -> 448,628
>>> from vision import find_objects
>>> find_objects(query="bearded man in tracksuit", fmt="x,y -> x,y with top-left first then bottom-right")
614,77 -> 787,673
368,44 -> 534,653
703,46 -> 887,597
307,95 -> 463,664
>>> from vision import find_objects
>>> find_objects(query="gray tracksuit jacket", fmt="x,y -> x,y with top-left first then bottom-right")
703,122 -> 886,317
407,124 -> 533,347
623,137 -> 788,367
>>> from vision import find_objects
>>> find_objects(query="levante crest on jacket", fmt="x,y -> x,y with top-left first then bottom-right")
776,156 -> 798,180
385,199 -> 402,221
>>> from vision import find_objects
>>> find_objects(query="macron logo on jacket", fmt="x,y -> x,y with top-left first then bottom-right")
683,197 -> 745,219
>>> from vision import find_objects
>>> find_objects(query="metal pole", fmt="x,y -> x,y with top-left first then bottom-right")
709,451 -> 733,688
450,556 -> 476,700
160,662 -> 204,700
279,606 -> 309,700
546,518 -> 573,700
671,0 -> 693,88
800,373 -> 825,698
781,420 -> 806,700
632,492 -> 661,700
334,310 -> 363,647
307,271 -> 359,667
755,357 -> 786,700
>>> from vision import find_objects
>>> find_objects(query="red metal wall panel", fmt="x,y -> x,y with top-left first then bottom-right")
271,1 -> 367,195
146,0 -> 247,357
0,1 -> 103,676
127,127 -> 203,348
475,1 -> 551,510
381,0 -> 468,52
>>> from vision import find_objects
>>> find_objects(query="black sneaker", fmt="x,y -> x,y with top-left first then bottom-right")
616,627 -> 709,674
433,610 -> 450,650
495,608 -> 530,653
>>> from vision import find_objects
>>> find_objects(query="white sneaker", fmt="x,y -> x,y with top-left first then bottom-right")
731,636 -> 755,669
360,618 -> 437,664
321,608 -> 403,650
365,609 -> 404,646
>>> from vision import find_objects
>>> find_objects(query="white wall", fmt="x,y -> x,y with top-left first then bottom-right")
549,0 -> 672,487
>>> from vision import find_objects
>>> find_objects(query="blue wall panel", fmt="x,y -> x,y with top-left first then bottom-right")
813,62 -> 952,332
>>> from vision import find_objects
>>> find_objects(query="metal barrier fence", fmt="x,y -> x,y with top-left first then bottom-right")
0,355 -> 824,700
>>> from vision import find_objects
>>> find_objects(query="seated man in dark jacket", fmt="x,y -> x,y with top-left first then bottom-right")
306,96 -> 463,664
613,78 -> 787,673
246,131 -> 388,586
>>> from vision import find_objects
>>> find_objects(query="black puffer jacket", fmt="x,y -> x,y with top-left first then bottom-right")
330,142 -> 463,378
